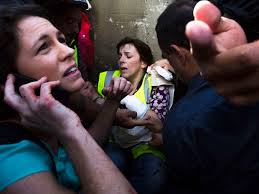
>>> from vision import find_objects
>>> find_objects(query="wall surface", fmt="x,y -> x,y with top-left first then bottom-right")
90,0 -> 172,81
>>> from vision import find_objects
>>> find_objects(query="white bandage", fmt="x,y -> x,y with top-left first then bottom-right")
154,65 -> 173,81
120,95 -> 148,118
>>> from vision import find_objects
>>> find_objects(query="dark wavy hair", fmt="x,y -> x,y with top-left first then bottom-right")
116,37 -> 154,66
0,4 -> 48,83
0,4 -> 48,120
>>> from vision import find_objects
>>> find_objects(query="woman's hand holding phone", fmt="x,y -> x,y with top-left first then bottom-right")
4,74 -> 83,138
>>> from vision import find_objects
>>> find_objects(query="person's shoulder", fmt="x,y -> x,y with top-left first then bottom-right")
187,98 -> 259,135
0,139 -> 53,192
167,84 -> 224,123
164,83 -> 226,136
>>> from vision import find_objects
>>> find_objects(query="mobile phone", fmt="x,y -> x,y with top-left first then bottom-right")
13,73 -> 39,94
13,73 -> 70,105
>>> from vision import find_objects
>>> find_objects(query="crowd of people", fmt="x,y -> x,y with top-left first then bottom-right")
0,0 -> 259,194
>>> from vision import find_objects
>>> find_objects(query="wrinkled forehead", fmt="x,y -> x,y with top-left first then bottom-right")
119,43 -> 138,54
16,16 -> 58,46
17,16 -> 54,34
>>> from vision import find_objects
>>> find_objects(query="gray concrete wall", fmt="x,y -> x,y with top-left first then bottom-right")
90,0 -> 172,82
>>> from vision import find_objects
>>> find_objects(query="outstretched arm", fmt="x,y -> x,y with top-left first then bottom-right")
69,80 -> 143,144
186,0 -> 259,106
87,77 -> 133,145
70,80 -> 144,132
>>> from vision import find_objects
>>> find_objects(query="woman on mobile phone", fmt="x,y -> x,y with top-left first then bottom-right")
0,4 -> 136,194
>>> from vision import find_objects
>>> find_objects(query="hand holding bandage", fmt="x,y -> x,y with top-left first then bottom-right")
120,95 -> 148,119
120,95 -> 164,132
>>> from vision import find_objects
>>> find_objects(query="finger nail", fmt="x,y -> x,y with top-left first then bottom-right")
40,76 -> 47,81
7,74 -> 13,79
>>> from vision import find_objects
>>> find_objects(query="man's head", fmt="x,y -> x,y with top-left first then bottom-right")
156,0 -> 199,83
35,0 -> 91,43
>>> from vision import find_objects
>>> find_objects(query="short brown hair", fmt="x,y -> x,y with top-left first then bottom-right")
116,37 -> 154,66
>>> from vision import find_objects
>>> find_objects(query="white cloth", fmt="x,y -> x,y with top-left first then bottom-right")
120,95 -> 148,118
113,126 -> 152,148
113,65 -> 175,147
147,64 -> 174,86
147,64 -> 175,109
113,95 -> 151,148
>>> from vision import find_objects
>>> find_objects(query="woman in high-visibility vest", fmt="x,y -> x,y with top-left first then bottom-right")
99,37 -> 173,194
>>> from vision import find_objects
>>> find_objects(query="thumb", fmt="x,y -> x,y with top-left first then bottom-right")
193,0 -> 221,32
185,0 -> 221,70
188,0 -> 220,56
185,1 -> 221,62
185,20 -> 216,62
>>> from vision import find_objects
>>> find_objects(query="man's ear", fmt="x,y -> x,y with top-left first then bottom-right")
169,44 -> 184,58
169,44 -> 186,66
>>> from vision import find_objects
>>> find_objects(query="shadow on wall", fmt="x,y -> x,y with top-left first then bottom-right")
89,0 -> 171,82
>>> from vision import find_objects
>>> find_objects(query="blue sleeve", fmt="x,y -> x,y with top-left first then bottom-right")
163,119 -> 203,182
164,102 -> 259,183
0,140 -> 53,191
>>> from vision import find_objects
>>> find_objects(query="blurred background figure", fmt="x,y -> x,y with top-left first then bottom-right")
35,0 -> 93,81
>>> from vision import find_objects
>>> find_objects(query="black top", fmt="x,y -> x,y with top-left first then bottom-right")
0,0 -> 35,5
164,74 -> 259,194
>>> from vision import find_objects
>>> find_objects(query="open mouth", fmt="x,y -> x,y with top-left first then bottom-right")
63,65 -> 78,77
120,67 -> 127,71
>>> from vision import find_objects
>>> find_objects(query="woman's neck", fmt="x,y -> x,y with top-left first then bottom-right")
128,70 -> 145,94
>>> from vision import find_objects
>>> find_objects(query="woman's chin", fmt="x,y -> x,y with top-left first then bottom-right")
61,78 -> 85,93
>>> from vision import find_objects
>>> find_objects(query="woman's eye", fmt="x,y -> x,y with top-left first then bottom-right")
37,43 -> 48,53
58,37 -> 67,45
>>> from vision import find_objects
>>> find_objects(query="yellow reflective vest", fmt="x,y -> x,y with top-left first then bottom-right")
98,70 -> 152,104
70,39 -> 78,67
97,70 -> 165,160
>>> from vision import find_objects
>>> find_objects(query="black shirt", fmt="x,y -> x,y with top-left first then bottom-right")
164,74 -> 259,194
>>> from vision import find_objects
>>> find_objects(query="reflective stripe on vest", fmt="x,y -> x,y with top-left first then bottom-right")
97,70 -> 120,97
134,73 -> 151,104
131,143 -> 166,161
108,138 -> 165,161
97,70 -> 151,103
